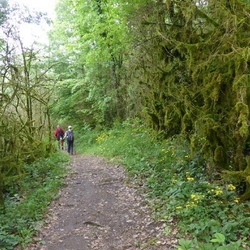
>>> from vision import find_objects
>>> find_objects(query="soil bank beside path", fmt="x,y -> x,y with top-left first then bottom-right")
29,155 -> 178,250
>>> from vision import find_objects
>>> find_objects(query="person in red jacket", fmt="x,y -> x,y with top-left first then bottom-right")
54,125 -> 65,150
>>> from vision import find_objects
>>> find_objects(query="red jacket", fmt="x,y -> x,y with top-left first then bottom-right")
54,127 -> 65,140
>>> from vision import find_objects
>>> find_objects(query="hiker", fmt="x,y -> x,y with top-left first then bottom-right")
64,125 -> 74,155
54,125 -> 65,150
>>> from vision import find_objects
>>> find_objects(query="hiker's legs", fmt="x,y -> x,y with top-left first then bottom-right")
70,142 -> 74,155
61,139 -> 64,150
67,141 -> 73,155
67,140 -> 70,153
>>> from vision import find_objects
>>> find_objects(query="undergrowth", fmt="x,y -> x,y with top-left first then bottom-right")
78,119 -> 250,249
0,152 -> 69,250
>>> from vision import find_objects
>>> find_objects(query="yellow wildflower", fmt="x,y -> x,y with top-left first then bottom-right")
186,201 -> 197,209
176,206 -> 182,210
172,179 -> 177,184
190,194 -> 196,199
215,188 -> 223,195
228,184 -> 236,191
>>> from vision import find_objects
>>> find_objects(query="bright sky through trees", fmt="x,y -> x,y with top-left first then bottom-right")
11,0 -> 57,16
9,0 -> 58,45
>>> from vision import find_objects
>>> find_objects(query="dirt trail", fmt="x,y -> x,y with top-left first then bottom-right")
29,155 -> 178,250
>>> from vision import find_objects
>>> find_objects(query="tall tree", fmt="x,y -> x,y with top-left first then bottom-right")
49,0 -> 132,128
0,1 -> 56,205
125,0 -> 250,198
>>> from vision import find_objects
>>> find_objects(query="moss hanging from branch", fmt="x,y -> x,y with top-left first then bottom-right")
132,0 -> 250,182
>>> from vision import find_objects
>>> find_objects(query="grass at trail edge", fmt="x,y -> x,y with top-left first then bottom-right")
0,151 -> 69,250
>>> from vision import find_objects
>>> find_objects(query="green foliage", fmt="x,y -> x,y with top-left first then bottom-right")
178,233 -> 245,250
0,152 -> 69,249
0,134 -> 56,205
0,1 -> 58,204
49,0 -> 250,192
49,0 -> 132,128
79,121 -> 250,248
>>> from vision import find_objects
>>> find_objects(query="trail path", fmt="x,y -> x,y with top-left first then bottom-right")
29,155 -> 178,250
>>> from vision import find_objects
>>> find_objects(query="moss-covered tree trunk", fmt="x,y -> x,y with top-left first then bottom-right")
0,171 -> 4,206
0,2 -> 58,203
126,0 -> 250,198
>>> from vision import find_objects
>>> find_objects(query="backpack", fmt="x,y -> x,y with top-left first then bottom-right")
59,129 -> 64,138
57,128 -> 64,140
67,130 -> 74,142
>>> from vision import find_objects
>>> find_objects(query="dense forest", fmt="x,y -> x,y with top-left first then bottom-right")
1,0 -> 250,248
50,0 -> 250,199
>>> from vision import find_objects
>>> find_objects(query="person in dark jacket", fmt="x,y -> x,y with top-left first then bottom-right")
64,125 -> 74,155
